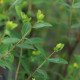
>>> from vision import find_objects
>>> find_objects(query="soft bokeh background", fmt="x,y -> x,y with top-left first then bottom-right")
0,0 -> 80,80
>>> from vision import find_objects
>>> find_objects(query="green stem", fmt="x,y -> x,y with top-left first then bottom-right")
8,70 -> 13,80
28,0 -> 32,12
68,0 -> 74,40
15,48 -> 23,80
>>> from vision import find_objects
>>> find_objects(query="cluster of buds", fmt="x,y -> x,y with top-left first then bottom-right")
54,43 -> 64,52
21,12 -> 31,23
37,10 -> 44,22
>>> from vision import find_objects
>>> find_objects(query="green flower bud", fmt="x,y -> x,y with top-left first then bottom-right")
32,51 -> 36,55
37,10 -> 44,22
21,12 -> 31,23
32,78 -> 35,80
32,51 -> 40,55
73,62 -> 79,68
54,43 -> 64,52
6,21 -> 18,30
0,0 -> 3,4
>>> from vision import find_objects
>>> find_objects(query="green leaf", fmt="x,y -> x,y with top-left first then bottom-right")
21,59 -> 30,75
0,60 -> 12,70
74,54 -> 80,63
21,22 -> 31,36
34,22 -> 52,29
35,44 -> 46,58
58,0 -> 70,7
72,24 -> 80,28
11,23 -> 18,30
48,58 -> 68,64
30,38 -> 44,44
15,5 -> 22,17
73,2 -> 80,8
2,38 -> 20,44
0,14 -> 7,19
0,44 -> 9,53
37,69 -> 48,79
32,0 -> 46,4
24,38 -> 33,44
72,68 -> 79,79
54,72 -> 64,80
14,0 -> 22,5
17,43 -> 35,49
10,30 -> 21,38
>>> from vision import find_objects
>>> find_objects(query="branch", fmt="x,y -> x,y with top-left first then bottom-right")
26,51 -> 55,80
1,22 -> 39,60
15,48 -> 23,80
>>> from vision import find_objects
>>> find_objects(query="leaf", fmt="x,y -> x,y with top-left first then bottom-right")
15,0 -> 22,5
0,44 -> 10,53
48,58 -> 68,64
0,14 -> 7,19
15,5 -> 22,17
54,72 -> 64,80
10,30 -> 21,38
21,22 -> 31,36
73,2 -> 80,8
35,44 -> 46,58
72,24 -> 80,28
21,59 -> 30,75
17,43 -> 35,49
12,0 -> 22,6
11,23 -> 18,30
72,68 -> 79,79
30,38 -> 44,44
58,0 -> 70,7
0,60 -> 12,70
2,38 -> 20,44
32,0 -> 46,4
74,54 -> 80,63
34,22 -> 52,29
37,69 -> 48,79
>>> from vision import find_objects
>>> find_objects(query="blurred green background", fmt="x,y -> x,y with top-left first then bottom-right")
0,0 -> 80,80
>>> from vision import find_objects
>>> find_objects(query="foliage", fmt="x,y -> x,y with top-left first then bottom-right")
0,0 -> 80,80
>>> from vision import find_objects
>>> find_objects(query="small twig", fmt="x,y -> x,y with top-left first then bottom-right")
15,48 -> 23,80
26,51 -> 55,80
31,21 -> 39,29
68,0 -> 74,40
28,0 -> 32,12
1,22 -> 38,60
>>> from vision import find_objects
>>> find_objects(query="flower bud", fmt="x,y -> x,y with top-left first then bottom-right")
73,62 -> 79,68
37,10 -> 44,22
6,21 -> 18,30
32,51 -> 36,55
0,0 -> 3,4
54,43 -> 64,52
32,51 -> 40,55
